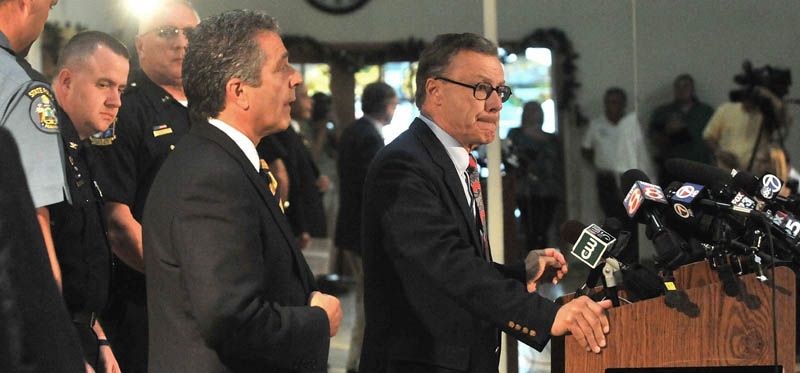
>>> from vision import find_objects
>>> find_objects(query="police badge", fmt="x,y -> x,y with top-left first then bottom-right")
90,117 -> 117,146
27,86 -> 59,132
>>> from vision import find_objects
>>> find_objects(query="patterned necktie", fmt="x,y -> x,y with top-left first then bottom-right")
260,159 -> 284,213
467,155 -> 491,262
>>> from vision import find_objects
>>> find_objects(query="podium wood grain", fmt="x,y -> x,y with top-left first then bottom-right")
552,263 -> 795,372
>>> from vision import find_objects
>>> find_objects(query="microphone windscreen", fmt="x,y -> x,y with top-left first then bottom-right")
602,217 -> 623,237
559,220 -> 586,245
620,169 -> 650,194
664,158 -> 729,188
731,170 -> 760,195
622,264 -> 663,300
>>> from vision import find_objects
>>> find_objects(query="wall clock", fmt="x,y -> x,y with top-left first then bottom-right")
306,0 -> 370,14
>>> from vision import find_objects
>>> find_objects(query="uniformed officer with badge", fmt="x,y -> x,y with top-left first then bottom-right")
0,0 -> 86,371
49,30 -> 131,373
90,1 -> 200,372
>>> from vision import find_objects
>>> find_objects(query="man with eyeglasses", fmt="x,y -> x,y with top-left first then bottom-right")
360,33 -> 612,372
91,1 -> 199,372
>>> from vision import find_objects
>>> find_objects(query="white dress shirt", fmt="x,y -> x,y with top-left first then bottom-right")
418,115 -> 473,209
208,118 -> 260,172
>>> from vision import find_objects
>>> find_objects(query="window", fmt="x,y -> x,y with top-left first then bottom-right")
354,62 -> 419,144
500,47 -> 556,138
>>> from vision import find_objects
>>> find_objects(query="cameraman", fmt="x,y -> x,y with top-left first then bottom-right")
703,83 -> 790,172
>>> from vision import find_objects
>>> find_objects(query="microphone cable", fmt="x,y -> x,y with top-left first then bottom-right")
756,212 -> 779,371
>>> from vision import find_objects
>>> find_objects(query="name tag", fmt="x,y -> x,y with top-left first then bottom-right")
153,124 -> 173,137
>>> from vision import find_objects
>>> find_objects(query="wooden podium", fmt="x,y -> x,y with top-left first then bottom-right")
551,262 -> 796,372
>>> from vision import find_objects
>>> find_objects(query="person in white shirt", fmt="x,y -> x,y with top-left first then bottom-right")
582,87 -> 654,264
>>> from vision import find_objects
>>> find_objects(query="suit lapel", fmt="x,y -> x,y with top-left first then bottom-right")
193,122 -> 313,292
409,119 -> 484,258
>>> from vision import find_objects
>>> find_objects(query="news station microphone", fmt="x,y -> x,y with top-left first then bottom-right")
621,169 -> 689,270
561,219 -> 626,305
664,158 -> 760,210
561,219 -> 667,303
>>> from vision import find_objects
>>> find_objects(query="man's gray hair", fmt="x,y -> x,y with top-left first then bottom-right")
415,33 -> 498,109
182,9 -> 279,122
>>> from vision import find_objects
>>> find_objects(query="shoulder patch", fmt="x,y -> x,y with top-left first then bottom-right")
28,86 -> 58,132
90,117 -> 117,146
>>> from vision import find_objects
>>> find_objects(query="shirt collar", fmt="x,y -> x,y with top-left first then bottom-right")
208,118 -> 260,172
290,119 -> 301,133
55,104 -> 85,151
132,69 -> 180,109
0,30 -> 12,55
419,114 -> 470,173
363,115 -> 385,138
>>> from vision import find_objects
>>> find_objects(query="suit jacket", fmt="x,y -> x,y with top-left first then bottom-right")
273,126 -> 327,237
334,117 -> 384,254
143,121 -> 330,373
360,119 -> 561,373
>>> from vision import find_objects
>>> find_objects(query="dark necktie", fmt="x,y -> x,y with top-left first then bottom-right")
260,159 -> 284,213
467,155 -> 491,262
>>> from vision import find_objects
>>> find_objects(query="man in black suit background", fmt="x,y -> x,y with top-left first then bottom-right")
360,33 -> 612,372
335,81 -> 397,372
143,10 -> 342,372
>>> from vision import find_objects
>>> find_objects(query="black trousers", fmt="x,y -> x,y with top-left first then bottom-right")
102,297 -> 148,373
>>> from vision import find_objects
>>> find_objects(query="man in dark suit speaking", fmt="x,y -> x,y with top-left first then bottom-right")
143,10 -> 342,372
360,33 -> 612,372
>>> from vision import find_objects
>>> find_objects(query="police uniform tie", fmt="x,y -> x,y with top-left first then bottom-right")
260,159 -> 284,213
467,155 -> 491,262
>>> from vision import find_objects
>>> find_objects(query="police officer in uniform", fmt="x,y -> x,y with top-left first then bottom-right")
91,1 -> 199,371
49,30 -> 130,372
0,0 -> 85,371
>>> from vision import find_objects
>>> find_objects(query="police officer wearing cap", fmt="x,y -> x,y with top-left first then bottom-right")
50,30 -> 130,372
0,0 -> 85,371
91,1 -> 199,372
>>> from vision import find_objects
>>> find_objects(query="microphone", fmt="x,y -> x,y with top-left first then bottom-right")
564,221 -> 616,269
621,169 -> 689,270
561,219 -> 630,299
561,219 -> 665,303
664,158 -> 761,211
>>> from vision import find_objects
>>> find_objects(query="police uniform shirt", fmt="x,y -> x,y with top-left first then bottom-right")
48,108 -> 111,317
92,69 -> 191,222
0,30 -> 69,208
91,69 -> 191,303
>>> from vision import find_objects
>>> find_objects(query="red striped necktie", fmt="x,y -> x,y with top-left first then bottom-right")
467,155 -> 491,262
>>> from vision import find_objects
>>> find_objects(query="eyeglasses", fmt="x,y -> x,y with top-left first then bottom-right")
435,76 -> 512,103
147,25 -> 194,39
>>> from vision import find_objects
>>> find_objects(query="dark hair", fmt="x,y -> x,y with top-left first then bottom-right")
311,92 -> 331,122
674,73 -> 694,87
521,101 -> 543,126
182,9 -> 278,122
604,87 -> 627,103
361,81 -> 396,116
415,33 -> 497,109
56,31 -> 130,72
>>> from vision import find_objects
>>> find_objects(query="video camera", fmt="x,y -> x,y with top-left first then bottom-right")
729,60 -> 792,132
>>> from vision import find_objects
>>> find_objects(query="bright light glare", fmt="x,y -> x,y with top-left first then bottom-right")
525,47 -> 552,66
129,0 -> 159,17
542,98 -> 556,134
506,53 -> 517,63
